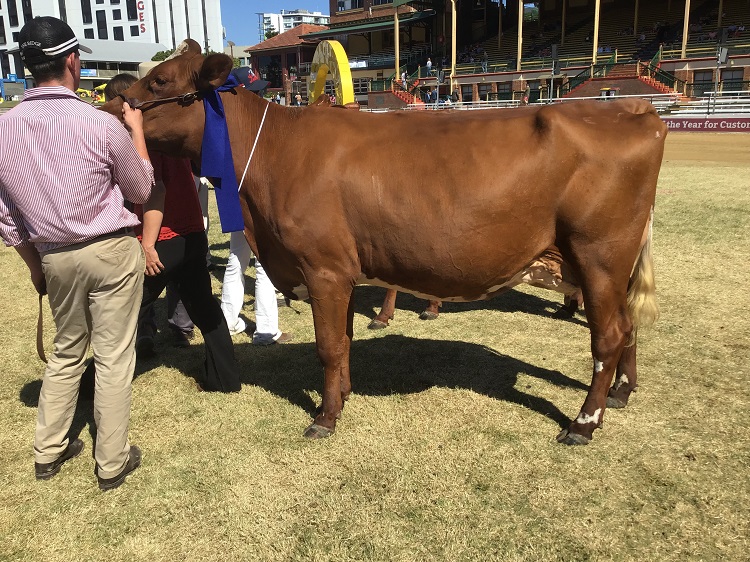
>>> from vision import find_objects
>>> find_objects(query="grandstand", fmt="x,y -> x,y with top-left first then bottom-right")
255,0 -> 749,108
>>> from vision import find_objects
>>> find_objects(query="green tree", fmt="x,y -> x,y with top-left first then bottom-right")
152,47 -> 239,67
265,27 -> 279,40
151,49 -> 176,61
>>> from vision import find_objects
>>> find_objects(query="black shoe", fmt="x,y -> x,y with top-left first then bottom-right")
136,335 -> 155,358
172,330 -> 194,348
97,445 -> 142,491
35,439 -> 84,480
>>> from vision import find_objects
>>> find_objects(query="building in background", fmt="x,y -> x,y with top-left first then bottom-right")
1,0 -> 223,89
256,9 -> 329,45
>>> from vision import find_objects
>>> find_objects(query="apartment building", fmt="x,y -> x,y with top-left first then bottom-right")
257,9 -> 329,45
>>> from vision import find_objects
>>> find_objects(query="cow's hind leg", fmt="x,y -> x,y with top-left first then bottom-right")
368,289 -> 397,330
419,300 -> 441,320
607,341 -> 638,408
304,281 -> 356,439
557,276 -> 632,445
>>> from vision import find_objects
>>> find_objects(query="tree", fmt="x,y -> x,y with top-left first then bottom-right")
265,27 -> 279,40
152,49 -> 176,61
152,47 -> 240,67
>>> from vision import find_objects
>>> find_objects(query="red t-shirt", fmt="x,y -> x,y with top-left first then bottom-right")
134,153 -> 205,241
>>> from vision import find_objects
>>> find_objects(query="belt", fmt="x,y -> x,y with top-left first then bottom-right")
89,227 -> 134,243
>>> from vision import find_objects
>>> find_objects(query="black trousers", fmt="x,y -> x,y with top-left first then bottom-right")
139,232 -> 241,392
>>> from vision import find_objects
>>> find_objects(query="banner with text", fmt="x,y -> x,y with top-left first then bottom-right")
662,117 -> 750,132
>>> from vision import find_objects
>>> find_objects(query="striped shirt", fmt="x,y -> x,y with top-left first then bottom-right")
0,86 -> 154,252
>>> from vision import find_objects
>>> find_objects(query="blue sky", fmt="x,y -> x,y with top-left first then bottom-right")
221,1 -> 331,47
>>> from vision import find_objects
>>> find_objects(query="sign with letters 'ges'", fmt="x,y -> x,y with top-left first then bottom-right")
137,1 -> 147,34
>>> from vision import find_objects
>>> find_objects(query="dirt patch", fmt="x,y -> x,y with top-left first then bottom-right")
664,132 -> 750,166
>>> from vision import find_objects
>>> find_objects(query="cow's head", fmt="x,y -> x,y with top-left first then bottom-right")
101,38 -> 233,158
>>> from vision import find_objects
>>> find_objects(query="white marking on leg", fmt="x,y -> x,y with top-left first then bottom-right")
613,372 -> 630,391
575,408 -> 602,426
594,359 -> 604,373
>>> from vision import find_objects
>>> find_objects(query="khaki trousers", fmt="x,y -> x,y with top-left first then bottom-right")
36,233 -> 144,479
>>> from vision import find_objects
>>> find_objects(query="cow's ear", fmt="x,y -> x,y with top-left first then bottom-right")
195,54 -> 234,90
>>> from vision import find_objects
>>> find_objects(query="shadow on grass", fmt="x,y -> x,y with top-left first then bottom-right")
234,335 -> 587,429
19,361 -> 98,448
18,335 -> 586,438
351,285 -> 588,328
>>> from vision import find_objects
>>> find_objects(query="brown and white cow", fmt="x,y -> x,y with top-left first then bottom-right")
103,40 -> 664,444
368,246 -> 583,328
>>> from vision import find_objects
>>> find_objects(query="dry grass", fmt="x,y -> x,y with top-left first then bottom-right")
0,133 -> 749,561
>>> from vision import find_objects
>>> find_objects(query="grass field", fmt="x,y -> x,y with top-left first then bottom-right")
1,133 -> 748,561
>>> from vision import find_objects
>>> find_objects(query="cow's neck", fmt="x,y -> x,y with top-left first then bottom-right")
222,90 -> 281,195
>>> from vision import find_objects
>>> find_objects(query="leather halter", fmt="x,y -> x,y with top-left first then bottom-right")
117,90 -> 201,112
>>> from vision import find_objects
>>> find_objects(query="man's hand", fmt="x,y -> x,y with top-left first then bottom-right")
15,244 -> 47,295
122,101 -> 144,133
142,244 -> 164,276
31,269 -> 47,296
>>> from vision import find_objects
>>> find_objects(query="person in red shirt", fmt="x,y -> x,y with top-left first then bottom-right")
138,152 -> 240,392
105,74 -> 240,393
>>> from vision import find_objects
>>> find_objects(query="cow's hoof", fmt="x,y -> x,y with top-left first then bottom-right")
368,319 -> 388,330
303,423 -> 334,439
556,429 -> 591,445
606,395 -> 628,409
419,311 -> 438,321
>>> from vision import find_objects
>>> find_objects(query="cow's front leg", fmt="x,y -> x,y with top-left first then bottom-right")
304,281 -> 356,439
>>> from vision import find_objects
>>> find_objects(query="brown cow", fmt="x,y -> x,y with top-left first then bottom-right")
368,246 -> 583,328
103,40 -> 664,445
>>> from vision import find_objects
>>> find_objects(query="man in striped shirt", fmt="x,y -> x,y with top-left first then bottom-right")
0,17 -> 155,490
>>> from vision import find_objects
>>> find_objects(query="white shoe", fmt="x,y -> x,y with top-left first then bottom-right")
228,318 -> 247,336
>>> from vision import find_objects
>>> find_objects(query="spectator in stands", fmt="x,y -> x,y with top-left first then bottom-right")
402,71 -> 407,90
481,51 -> 488,73
426,57 -> 432,75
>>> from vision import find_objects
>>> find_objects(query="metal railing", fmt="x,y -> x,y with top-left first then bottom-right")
639,61 -> 686,93
390,92 -> 684,112
661,41 -> 750,60
677,91 -> 750,115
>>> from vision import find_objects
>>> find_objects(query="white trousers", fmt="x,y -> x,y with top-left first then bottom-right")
220,230 -> 281,343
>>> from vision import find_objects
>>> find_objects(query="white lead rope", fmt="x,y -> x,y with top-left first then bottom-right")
238,101 -> 270,192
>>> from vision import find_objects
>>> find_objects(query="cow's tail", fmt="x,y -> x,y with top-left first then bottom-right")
627,207 -> 659,345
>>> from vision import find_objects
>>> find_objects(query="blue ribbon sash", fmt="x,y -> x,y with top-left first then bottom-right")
200,74 -> 245,233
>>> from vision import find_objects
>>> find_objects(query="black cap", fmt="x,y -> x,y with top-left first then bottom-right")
16,16 -> 92,64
